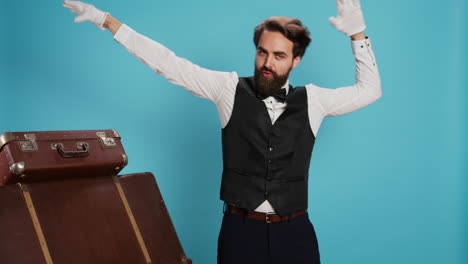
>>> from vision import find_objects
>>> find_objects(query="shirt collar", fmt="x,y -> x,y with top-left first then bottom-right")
282,80 -> 290,95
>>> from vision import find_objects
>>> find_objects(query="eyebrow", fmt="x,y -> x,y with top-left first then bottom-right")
257,46 -> 288,57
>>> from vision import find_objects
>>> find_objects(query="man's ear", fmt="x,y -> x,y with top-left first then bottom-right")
292,56 -> 302,69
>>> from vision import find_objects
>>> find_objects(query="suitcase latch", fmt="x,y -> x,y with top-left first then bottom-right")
97,132 -> 117,148
18,134 -> 38,152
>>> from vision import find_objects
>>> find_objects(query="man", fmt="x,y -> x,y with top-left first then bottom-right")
63,1 -> 381,263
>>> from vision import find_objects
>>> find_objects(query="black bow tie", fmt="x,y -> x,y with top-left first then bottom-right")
256,88 -> 288,103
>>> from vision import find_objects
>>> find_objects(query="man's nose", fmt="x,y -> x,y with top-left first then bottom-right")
264,55 -> 273,70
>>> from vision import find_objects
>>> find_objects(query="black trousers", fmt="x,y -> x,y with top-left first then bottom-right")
217,210 -> 321,264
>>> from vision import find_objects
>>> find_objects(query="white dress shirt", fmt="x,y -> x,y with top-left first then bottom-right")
114,24 -> 382,213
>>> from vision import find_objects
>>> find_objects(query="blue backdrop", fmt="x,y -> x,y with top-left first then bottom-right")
1,0 -> 466,263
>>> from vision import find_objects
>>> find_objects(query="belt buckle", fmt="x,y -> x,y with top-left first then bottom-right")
265,212 -> 275,223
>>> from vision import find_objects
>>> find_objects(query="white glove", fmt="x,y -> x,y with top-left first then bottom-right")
62,0 -> 108,30
329,0 -> 366,36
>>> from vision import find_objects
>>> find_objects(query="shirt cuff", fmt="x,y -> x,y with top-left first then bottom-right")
351,36 -> 372,55
114,24 -> 134,45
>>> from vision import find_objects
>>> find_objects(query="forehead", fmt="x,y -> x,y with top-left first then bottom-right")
257,30 -> 294,55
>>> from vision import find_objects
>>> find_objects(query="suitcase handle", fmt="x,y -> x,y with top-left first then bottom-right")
56,143 -> 89,158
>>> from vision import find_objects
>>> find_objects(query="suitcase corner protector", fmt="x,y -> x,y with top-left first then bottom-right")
0,132 -> 14,150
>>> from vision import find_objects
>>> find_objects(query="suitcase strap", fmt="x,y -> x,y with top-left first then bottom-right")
113,176 -> 152,264
20,183 -> 54,264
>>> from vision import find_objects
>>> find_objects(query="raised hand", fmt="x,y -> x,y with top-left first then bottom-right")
62,0 -> 109,30
329,0 -> 366,36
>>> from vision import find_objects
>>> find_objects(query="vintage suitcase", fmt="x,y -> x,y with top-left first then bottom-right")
0,130 -> 192,264
0,130 -> 128,186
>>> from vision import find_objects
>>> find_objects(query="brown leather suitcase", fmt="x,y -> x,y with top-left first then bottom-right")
0,130 -> 128,186
0,130 -> 192,264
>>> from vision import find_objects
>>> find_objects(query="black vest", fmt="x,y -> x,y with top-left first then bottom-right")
220,77 -> 316,216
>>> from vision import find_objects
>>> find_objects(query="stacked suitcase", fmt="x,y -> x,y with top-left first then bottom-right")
0,130 -> 192,264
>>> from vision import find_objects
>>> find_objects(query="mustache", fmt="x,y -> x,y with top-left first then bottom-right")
262,66 -> 274,73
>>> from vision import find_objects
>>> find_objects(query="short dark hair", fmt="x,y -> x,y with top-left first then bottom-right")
253,16 -> 312,59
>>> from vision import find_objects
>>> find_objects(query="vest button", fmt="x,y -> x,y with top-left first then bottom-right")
268,160 -> 272,164
264,192 -> 269,197
269,147 -> 274,151
267,177 -> 272,181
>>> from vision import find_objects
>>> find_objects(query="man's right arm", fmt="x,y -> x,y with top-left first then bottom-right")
103,15 -> 122,36
111,22 -> 238,103
63,1 -> 238,104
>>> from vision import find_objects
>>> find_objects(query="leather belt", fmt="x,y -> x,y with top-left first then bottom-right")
225,205 -> 306,223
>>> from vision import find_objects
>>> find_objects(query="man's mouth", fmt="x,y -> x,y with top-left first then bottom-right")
262,70 -> 273,77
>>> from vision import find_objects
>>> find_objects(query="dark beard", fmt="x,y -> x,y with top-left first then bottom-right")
254,66 -> 290,97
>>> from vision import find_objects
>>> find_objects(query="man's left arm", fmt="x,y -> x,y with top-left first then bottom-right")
309,0 -> 382,117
